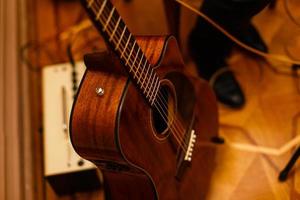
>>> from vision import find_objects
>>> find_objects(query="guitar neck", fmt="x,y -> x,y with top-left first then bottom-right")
82,0 -> 160,106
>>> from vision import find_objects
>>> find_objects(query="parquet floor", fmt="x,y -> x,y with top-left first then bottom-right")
204,52 -> 300,199
54,0 -> 300,199
182,1 -> 300,199
156,0 -> 300,199
109,0 -> 300,199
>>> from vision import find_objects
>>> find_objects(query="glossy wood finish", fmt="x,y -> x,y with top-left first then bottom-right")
70,35 -> 219,199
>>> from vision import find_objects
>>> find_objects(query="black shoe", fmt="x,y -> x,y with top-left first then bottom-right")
187,23 -> 264,108
211,70 -> 245,109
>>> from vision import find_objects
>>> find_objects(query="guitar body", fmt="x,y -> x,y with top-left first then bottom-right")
70,35 -> 218,199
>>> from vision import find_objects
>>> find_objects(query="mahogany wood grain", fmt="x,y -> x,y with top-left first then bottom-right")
70,35 -> 219,199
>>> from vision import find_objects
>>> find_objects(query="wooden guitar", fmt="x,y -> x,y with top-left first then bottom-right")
70,0 -> 219,199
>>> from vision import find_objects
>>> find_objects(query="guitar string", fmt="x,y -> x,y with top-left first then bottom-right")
90,1 -> 189,152
90,0 -> 186,137
90,1 -> 190,152
91,0 -> 188,137
94,2 -> 191,148
92,0 -> 189,140
90,0 -> 188,136
90,0 -> 184,130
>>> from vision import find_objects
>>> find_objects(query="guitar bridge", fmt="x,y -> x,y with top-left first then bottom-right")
175,128 -> 197,180
184,130 -> 196,162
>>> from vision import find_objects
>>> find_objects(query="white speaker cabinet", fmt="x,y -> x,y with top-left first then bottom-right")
42,62 -> 96,177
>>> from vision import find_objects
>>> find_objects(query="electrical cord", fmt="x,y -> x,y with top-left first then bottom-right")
175,0 -> 300,66
179,0 -> 300,172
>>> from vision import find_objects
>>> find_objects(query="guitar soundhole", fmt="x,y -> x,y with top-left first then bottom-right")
151,81 -> 176,140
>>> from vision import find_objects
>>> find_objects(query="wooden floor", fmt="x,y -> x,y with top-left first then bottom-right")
182,0 -> 300,199
121,0 -> 300,199
44,0 -> 300,199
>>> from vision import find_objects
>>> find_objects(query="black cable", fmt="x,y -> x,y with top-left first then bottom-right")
278,112 -> 300,181
278,64 -> 300,181
279,147 -> 300,181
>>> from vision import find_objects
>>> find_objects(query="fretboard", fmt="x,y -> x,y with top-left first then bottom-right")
82,0 -> 160,106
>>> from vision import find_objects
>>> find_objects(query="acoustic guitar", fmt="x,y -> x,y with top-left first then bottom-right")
70,0 -> 219,199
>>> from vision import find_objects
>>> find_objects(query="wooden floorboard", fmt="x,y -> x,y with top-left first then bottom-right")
201,52 -> 300,199
39,0 -> 300,199
95,0 -> 300,199
190,1 -> 300,199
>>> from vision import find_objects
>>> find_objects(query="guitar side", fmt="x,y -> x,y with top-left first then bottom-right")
70,35 -> 219,199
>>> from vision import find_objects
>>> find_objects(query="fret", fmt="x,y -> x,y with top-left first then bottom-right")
148,75 -> 157,101
115,24 -> 126,50
136,55 -> 145,84
126,40 -> 136,66
141,63 -> 150,90
87,0 -> 94,8
147,76 -> 156,101
130,47 -> 140,73
145,71 -> 154,98
89,2 -> 97,15
152,81 -> 160,105
83,0 -> 161,106
103,7 -> 115,31
95,0 -> 107,20
150,77 -> 160,105
149,75 -> 158,100
109,16 -> 121,41
121,33 -> 131,59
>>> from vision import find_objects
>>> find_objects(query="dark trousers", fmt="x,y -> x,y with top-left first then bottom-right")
189,0 -> 272,79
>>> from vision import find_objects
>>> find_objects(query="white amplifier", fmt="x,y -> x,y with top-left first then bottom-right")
42,61 -> 96,177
